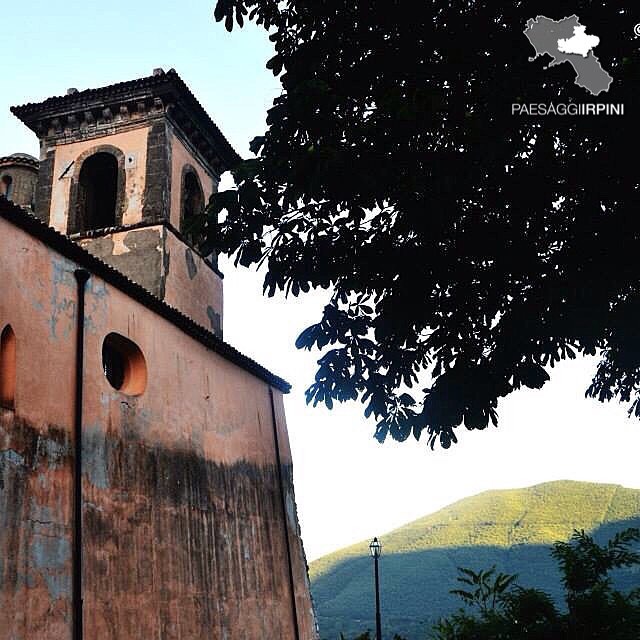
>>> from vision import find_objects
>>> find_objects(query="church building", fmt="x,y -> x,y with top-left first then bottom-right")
0,69 -> 318,639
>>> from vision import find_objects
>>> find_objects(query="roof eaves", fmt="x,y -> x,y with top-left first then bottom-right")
0,155 -> 40,168
10,70 -> 242,170
0,196 -> 290,393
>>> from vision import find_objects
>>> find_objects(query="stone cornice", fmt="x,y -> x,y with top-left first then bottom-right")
0,195 -> 290,393
0,155 -> 40,169
11,69 -> 242,176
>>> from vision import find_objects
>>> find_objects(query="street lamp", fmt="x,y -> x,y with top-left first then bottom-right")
369,537 -> 382,640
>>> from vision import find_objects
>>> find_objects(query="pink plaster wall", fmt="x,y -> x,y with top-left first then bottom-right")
0,214 -> 317,639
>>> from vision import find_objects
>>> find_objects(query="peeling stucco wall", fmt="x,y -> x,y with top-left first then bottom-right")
46,126 -> 150,233
78,224 -> 223,334
162,227 -> 223,336
0,416 -> 73,638
0,214 -> 317,639
78,226 -> 165,299
0,228 -> 77,638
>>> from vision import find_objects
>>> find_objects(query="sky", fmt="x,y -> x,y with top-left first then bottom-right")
2,0 -> 639,562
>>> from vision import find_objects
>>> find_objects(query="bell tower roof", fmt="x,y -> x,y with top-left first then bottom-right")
11,68 -> 241,176
0,153 -> 39,167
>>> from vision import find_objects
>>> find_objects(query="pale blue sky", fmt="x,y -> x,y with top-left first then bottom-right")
2,1 -> 639,562
1,0 -> 278,158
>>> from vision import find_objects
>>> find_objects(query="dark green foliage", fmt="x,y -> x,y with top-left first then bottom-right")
208,0 -> 640,448
450,567 -> 518,614
433,528 -> 640,640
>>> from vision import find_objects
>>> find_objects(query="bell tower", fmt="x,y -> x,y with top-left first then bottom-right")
0,153 -> 39,211
11,68 -> 240,337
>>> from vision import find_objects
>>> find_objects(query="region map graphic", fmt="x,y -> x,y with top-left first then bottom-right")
524,15 -> 613,96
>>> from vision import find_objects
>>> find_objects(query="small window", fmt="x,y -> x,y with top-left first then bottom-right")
181,170 -> 204,245
1,175 -> 13,200
77,153 -> 119,231
102,333 -> 147,396
0,325 -> 16,410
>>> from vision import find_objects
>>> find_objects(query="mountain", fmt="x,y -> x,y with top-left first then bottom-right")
309,480 -> 640,639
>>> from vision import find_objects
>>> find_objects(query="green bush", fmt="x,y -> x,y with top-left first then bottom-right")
432,528 -> 640,640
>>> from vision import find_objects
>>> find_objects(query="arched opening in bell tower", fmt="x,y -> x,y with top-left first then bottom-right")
76,152 -> 119,232
1,175 -> 13,200
181,169 -> 205,246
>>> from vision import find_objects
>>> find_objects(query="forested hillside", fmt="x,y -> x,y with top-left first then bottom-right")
310,481 -> 640,639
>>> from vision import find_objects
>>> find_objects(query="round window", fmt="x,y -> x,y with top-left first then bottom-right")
102,333 -> 147,395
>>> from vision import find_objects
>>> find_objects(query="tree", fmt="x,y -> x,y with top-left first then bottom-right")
432,528 -> 640,639
207,1 -> 639,448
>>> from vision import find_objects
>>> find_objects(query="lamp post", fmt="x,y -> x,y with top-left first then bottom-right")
369,537 -> 382,640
